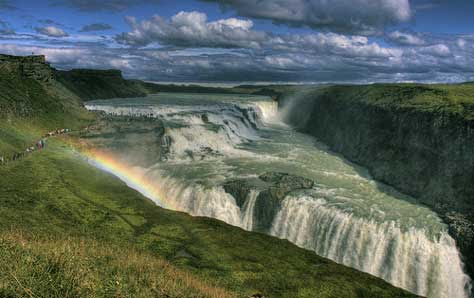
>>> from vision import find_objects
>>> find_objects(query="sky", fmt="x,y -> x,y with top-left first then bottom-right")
1,0 -> 474,83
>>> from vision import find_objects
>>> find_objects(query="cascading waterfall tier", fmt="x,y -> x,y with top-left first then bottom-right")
85,93 -> 472,298
270,195 -> 471,298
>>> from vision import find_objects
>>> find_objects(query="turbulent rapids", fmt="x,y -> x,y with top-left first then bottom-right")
85,92 -> 472,298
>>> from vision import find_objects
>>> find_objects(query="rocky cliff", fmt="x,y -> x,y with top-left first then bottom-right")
0,54 -> 53,82
224,172 -> 314,232
279,84 -> 474,280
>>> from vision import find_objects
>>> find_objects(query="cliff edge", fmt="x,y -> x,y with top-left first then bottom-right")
280,83 -> 474,282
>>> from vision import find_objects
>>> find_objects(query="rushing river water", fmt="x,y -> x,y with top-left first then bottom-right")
86,93 -> 472,298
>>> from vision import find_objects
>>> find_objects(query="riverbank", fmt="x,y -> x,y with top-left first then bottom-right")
279,83 -> 474,286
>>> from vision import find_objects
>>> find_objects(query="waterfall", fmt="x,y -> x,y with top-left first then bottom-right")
254,100 -> 279,124
85,94 -> 472,298
241,190 -> 260,231
145,171 -> 243,227
270,195 -> 472,298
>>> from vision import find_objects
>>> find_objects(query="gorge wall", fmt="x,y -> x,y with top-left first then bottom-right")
279,84 -> 474,280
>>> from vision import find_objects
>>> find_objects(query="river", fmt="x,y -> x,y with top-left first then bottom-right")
85,92 -> 472,298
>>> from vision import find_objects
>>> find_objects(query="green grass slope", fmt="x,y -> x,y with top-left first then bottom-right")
0,138 -> 417,298
0,65 -> 93,156
55,69 -> 150,101
318,83 -> 474,120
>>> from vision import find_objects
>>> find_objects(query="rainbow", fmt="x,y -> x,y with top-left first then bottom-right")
80,148 -> 173,209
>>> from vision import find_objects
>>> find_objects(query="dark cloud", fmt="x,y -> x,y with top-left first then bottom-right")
35,26 -> 69,37
2,37 -> 473,83
80,23 -> 113,32
0,0 -> 16,10
200,0 -> 411,35
116,11 -> 267,48
2,8 -> 474,84
52,0 -> 160,12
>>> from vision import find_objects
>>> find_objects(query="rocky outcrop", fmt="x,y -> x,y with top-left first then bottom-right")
0,54 -> 53,82
224,172 -> 314,232
81,115 -> 166,167
279,84 -> 474,281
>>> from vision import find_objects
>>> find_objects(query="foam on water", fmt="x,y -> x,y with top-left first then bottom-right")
270,195 -> 471,298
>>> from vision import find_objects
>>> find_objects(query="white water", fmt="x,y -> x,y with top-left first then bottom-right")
86,93 -> 472,298
271,196 -> 470,298
241,190 -> 260,231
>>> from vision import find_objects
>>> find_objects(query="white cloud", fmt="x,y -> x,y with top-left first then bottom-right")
421,44 -> 451,57
388,31 -> 425,46
269,33 -> 402,59
116,11 -> 266,48
35,26 -> 68,37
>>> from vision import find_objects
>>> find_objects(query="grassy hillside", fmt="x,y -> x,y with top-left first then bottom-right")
55,69 -> 150,101
0,138 -> 416,298
0,65 -> 93,156
317,83 -> 474,120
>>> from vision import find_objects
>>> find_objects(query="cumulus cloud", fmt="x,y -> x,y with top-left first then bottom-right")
35,26 -> 69,37
269,33 -> 402,59
2,35 -> 474,84
201,0 -> 411,35
80,23 -> 113,32
2,7 -> 474,84
420,44 -> 451,57
53,0 -> 160,12
387,31 -> 426,46
116,11 -> 267,48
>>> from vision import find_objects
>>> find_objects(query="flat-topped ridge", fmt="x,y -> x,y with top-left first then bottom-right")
0,54 -> 47,64
57,68 -> 123,77
0,54 -> 52,82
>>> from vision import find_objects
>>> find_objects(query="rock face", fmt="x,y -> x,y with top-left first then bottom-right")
0,54 -> 53,82
279,85 -> 474,281
82,115 -> 166,167
224,172 -> 314,232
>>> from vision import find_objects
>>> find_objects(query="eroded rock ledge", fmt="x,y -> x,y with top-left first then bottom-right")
224,172 -> 314,232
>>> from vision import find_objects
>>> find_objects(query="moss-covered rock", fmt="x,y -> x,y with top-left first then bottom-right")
224,172 -> 314,232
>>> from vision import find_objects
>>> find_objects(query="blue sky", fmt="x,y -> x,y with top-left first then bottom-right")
1,0 -> 474,83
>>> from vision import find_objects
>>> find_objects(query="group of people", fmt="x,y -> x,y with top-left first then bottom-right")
0,128 -> 69,165
44,128 -> 70,138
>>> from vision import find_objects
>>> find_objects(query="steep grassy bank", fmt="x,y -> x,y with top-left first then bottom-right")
0,55 -> 93,156
0,138 -> 417,298
280,83 -> 474,281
